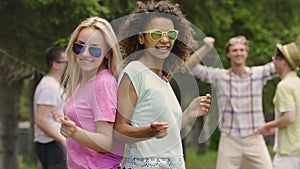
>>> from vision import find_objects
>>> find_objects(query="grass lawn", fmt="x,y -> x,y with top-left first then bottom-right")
19,156 -> 38,169
185,146 -> 217,169
184,144 -> 276,169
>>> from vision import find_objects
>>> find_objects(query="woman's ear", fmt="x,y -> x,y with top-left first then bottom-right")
138,33 -> 144,44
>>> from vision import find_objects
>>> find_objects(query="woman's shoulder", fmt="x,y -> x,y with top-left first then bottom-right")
125,61 -> 146,70
122,61 -> 148,74
118,61 -> 149,82
95,69 -> 117,84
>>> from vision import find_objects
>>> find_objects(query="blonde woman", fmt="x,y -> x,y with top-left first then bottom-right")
59,16 -> 124,169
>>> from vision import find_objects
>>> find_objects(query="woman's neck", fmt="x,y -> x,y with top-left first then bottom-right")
139,57 -> 166,79
80,69 -> 98,85
139,56 -> 164,70
150,68 -> 163,77
80,64 -> 107,84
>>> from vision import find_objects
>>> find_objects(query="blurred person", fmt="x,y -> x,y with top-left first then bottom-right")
256,36 -> 300,169
190,35 -> 277,169
34,46 -> 67,169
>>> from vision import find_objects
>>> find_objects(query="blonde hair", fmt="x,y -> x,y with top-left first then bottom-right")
63,16 -> 122,98
225,35 -> 249,54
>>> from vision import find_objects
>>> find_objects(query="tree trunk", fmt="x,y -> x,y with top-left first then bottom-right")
25,73 -> 42,165
0,75 -> 23,169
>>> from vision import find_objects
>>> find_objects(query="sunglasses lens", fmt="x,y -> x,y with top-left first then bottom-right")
73,44 -> 84,54
150,30 -> 163,41
89,47 -> 102,58
73,43 -> 102,58
167,30 -> 178,41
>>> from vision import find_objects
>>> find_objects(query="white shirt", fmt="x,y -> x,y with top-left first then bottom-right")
33,76 -> 64,143
119,61 -> 183,158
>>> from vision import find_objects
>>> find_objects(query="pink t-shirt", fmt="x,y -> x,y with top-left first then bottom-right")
64,69 -> 124,169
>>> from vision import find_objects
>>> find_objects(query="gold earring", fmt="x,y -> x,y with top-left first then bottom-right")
139,40 -> 144,44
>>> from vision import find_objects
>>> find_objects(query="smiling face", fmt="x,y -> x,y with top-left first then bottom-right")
226,43 -> 248,66
139,17 -> 176,62
75,27 -> 108,74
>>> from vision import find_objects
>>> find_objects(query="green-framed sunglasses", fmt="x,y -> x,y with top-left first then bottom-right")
142,29 -> 179,41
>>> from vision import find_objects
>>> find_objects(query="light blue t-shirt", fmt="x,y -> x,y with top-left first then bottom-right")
119,61 -> 183,158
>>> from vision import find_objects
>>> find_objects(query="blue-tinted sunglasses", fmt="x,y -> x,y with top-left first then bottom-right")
72,43 -> 102,58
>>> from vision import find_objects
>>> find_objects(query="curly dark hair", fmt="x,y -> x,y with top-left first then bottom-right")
118,0 -> 196,78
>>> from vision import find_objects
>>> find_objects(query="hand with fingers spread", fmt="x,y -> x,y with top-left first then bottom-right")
150,121 -> 169,139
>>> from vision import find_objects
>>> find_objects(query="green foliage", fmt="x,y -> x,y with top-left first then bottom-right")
23,0 -> 104,24
101,0 -> 136,20
178,0 -> 300,59
21,0 -> 135,60
209,129 -> 220,151
19,155 -> 37,169
1,0 -> 299,76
